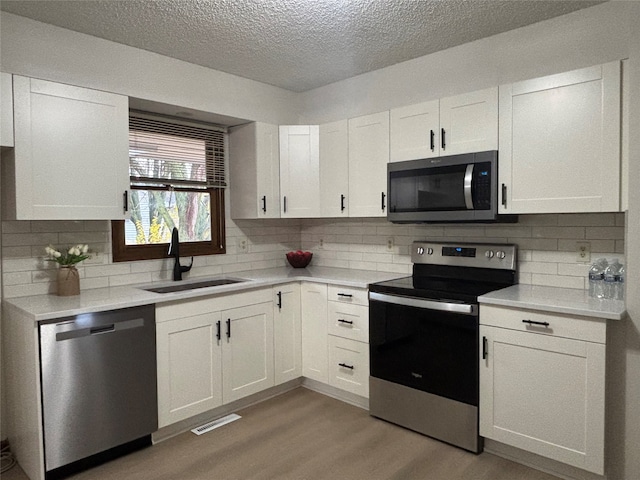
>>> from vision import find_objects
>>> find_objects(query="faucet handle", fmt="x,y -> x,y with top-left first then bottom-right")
180,257 -> 194,273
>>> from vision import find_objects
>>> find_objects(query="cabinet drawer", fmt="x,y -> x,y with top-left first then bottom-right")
328,301 -> 369,343
328,335 -> 369,398
480,305 -> 606,344
328,285 -> 368,306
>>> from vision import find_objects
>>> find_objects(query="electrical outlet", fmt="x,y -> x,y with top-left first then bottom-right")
387,237 -> 394,251
576,241 -> 591,263
319,238 -> 324,249
236,237 -> 248,254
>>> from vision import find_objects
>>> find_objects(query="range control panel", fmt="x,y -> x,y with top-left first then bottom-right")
411,241 -> 517,270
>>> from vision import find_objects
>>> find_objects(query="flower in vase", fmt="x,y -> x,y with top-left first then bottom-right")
45,244 -> 91,266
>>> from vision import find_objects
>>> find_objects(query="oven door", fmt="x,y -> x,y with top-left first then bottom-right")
369,292 -> 479,406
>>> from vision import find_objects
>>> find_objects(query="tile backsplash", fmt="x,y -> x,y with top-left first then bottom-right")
1,212 -> 625,298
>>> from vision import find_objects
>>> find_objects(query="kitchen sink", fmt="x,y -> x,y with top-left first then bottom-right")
141,278 -> 247,294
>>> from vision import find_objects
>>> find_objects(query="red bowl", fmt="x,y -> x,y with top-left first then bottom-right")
286,251 -> 312,268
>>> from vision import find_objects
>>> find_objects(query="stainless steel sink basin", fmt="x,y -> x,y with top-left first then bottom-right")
141,278 -> 247,294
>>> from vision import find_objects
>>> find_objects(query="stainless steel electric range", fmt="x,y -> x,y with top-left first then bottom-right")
368,241 -> 517,453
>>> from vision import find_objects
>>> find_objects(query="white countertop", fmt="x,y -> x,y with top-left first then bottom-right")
3,266 -> 402,322
478,284 -> 626,320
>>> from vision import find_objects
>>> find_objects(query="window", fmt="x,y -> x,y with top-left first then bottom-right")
112,111 -> 226,262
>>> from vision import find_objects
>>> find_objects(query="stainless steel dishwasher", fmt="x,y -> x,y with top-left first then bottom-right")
39,304 -> 157,478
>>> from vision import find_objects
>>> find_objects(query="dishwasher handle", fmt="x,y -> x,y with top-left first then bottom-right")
55,317 -> 145,341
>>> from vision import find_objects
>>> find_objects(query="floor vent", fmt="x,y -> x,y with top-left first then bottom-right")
191,414 -> 241,436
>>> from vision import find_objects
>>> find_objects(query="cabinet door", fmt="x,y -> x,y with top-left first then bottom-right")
319,120 -> 349,217
480,325 -> 605,474
439,87 -> 498,156
390,100 -> 440,161
301,282 -> 329,383
256,123 -> 281,218
222,302 -> 274,403
279,125 -> 320,218
348,111 -> 389,217
229,122 -> 280,219
12,76 -> 129,219
499,62 -> 620,214
273,283 -> 302,385
156,312 -> 223,428
1,73 -> 14,147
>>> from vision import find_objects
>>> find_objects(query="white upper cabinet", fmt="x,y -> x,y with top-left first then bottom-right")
348,111 -> 389,217
1,72 -> 14,147
439,87 -> 498,156
499,61 -> 621,214
229,122 -> 281,219
621,59 -> 629,212
389,87 -> 497,162
390,99 -> 440,161
279,125 -> 320,218
319,119 -> 349,217
6,76 -> 129,220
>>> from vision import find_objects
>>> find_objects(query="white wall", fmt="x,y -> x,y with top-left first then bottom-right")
300,2 -> 632,123
0,12 -> 301,126
614,3 -> 640,479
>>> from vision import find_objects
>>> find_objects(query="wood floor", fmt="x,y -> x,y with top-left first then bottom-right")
4,387 -> 560,480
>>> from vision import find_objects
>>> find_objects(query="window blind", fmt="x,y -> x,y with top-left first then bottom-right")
129,111 -> 227,188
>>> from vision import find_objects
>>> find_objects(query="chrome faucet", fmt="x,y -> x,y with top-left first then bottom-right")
168,227 -> 193,281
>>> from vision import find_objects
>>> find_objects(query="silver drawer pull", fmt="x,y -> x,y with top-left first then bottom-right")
338,362 -> 354,370
522,319 -> 550,327
338,319 -> 353,325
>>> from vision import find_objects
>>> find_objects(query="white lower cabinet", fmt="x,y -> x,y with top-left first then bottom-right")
156,312 -> 223,428
480,305 -> 606,474
301,282 -> 329,383
328,335 -> 369,398
157,282 -> 370,428
327,285 -> 369,398
273,283 -> 302,385
156,289 -> 274,427
221,302 -> 275,404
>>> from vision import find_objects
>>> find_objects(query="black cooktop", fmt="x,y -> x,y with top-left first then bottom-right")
368,275 -> 513,304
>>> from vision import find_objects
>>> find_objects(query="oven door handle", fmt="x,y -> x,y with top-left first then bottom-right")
369,292 -> 477,316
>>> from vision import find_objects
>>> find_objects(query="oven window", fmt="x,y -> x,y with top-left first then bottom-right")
370,300 -> 479,406
389,165 -> 468,212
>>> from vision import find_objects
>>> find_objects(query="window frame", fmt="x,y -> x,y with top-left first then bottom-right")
112,111 -> 227,263
112,185 -> 225,263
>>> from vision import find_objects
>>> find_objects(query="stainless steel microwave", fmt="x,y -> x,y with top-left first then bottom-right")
387,151 -> 514,223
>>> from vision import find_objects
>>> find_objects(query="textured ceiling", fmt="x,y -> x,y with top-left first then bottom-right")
0,0 -> 605,92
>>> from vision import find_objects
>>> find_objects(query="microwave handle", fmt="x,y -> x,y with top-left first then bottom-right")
464,164 -> 474,209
